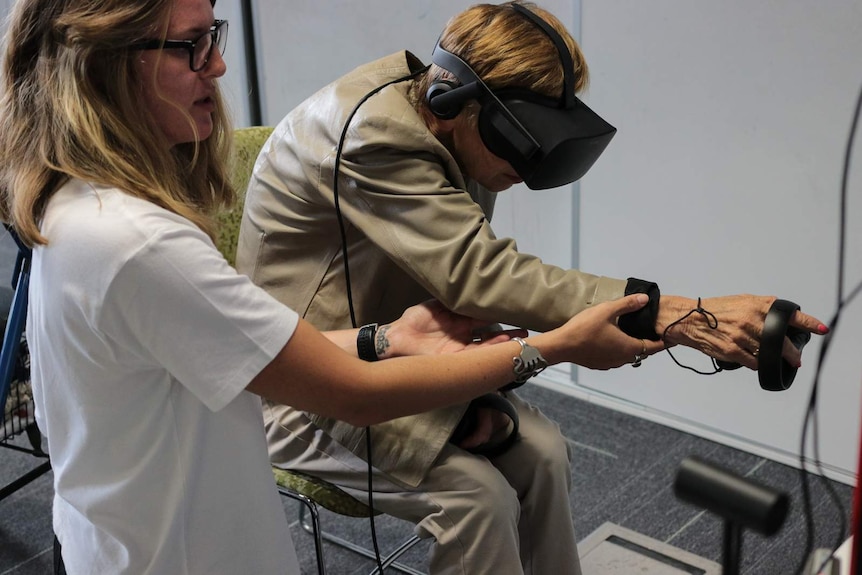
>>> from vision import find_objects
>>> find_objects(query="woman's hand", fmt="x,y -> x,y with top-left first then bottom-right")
380,300 -> 527,359
656,294 -> 828,370
538,293 -> 665,370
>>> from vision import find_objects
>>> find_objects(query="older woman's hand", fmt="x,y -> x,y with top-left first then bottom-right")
380,300 -> 528,359
656,294 -> 828,370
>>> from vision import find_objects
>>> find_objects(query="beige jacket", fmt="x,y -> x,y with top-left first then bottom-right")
237,51 -> 627,487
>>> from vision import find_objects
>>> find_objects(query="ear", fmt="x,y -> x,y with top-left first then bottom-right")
424,110 -> 458,142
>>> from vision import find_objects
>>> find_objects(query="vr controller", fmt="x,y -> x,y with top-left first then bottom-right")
716,299 -> 811,391
449,392 -> 520,458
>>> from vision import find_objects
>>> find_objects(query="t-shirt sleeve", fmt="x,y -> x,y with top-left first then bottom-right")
104,217 -> 299,412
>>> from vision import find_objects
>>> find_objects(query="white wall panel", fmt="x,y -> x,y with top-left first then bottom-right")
577,0 -> 862,482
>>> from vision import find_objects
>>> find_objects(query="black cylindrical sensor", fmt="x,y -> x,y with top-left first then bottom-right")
674,456 -> 790,536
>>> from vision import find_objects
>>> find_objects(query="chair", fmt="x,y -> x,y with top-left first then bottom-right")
221,126 -> 424,575
217,125 -> 276,267
0,225 -> 51,502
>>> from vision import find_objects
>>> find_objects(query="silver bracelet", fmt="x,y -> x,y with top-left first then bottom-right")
512,337 -> 548,384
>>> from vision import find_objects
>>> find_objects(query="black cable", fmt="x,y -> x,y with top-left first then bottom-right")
796,315 -> 841,575
332,66 -> 429,573
332,67 -> 427,328
365,430 -> 385,573
793,76 -> 862,575
662,299 -> 724,375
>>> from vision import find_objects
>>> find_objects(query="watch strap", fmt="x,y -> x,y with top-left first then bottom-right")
357,323 -> 379,362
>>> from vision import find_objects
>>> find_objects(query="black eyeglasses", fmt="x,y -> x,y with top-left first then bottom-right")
129,19 -> 228,72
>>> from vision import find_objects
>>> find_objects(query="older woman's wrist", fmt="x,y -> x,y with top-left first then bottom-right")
655,295 -> 700,346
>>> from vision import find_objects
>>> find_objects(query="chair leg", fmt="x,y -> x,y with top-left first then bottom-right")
0,460 -> 51,502
297,505 -> 425,575
278,487 -> 326,575
366,534 -> 424,575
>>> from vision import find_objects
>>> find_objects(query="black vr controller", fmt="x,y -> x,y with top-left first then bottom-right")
449,392 -> 520,458
716,299 -> 811,391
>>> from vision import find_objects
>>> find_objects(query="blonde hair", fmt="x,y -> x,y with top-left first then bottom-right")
0,0 -> 233,246
416,1 -> 589,113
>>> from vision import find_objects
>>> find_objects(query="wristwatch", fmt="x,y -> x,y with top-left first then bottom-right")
357,323 -> 379,362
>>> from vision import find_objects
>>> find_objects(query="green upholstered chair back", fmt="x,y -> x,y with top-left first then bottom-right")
272,467 -> 378,518
216,126 -> 275,266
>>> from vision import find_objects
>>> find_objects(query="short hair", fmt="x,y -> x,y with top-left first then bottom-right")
0,0 -> 233,246
416,1 -> 589,114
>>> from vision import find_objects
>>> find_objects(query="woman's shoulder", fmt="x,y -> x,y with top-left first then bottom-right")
290,51 -> 426,135
269,51 -> 439,169
51,179 -> 197,227
42,179 -> 207,262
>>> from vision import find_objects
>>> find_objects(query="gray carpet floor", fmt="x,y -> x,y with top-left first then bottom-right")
1,383 -> 853,575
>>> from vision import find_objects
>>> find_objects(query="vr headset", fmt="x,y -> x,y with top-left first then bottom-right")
426,4 -> 616,190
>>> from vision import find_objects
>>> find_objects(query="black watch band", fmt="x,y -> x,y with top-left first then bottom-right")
357,323 -> 379,362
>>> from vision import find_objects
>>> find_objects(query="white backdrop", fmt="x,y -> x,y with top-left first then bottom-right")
577,0 -> 862,482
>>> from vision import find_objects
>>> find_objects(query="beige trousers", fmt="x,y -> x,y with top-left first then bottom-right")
265,393 -> 582,575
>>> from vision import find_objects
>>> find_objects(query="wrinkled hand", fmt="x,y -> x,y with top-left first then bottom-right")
657,294 -> 828,370
380,300 -> 528,359
548,294 -> 665,370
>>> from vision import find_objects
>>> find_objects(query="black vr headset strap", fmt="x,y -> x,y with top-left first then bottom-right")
510,3 -> 575,109
429,43 -> 541,158
334,65 -> 429,328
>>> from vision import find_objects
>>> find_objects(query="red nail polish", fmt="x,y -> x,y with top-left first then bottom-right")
818,324 -> 829,335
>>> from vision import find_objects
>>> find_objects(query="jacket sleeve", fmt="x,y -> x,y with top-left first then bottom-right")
330,109 -> 628,333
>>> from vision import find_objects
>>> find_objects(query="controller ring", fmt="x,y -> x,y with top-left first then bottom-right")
757,299 -> 811,391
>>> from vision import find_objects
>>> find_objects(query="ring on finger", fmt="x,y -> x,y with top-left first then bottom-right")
632,339 -> 648,368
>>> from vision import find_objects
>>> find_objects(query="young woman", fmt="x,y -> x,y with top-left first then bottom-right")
0,0 -> 652,572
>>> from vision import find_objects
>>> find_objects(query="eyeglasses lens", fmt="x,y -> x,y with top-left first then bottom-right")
192,21 -> 227,72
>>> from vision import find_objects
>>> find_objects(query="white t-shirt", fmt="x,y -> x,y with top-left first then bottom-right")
28,179 -> 301,574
